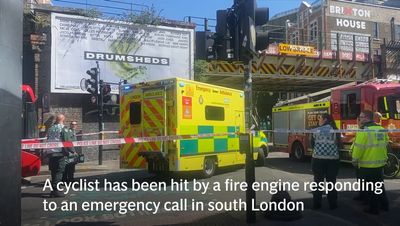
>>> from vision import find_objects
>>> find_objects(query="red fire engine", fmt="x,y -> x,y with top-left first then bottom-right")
272,79 -> 400,178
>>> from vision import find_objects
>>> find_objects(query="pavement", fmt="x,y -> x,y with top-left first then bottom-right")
21,160 -> 123,186
38,160 -> 122,175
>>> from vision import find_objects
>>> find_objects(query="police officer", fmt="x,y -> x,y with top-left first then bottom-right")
62,121 -> 78,183
352,115 -> 366,202
352,110 -> 389,214
311,113 -> 341,210
46,114 -> 67,197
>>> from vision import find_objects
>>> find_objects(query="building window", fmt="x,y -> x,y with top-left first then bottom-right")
129,102 -> 141,124
396,25 -> 400,41
205,106 -> 225,121
373,22 -> 379,38
299,14 -> 304,27
290,31 -> 299,45
309,20 -> 318,42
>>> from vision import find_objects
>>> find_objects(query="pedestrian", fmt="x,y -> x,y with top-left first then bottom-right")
311,113 -> 341,210
62,120 -> 79,183
352,110 -> 389,214
46,114 -> 67,197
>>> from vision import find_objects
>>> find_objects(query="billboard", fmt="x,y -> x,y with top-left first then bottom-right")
327,1 -> 372,54
330,31 -> 370,53
51,13 -> 194,93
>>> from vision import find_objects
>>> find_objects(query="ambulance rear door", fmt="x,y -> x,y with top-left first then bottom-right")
141,87 -> 167,157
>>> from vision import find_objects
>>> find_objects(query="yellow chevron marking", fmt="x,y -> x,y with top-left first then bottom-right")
304,66 -> 312,76
267,64 -> 276,74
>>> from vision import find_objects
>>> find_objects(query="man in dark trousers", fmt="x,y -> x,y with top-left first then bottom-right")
47,114 -> 67,197
352,110 -> 389,214
62,121 -> 78,183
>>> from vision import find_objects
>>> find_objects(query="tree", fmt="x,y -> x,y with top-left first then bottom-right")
194,60 -> 210,83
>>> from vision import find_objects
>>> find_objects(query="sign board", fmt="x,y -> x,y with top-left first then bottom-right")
51,13 -> 194,93
328,3 -> 371,32
278,44 -> 316,56
305,108 -> 329,130
330,31 -> 370,53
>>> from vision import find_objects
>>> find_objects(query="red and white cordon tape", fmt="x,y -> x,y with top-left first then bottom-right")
21,132 -> 237,150
21,131 -> 119,143
262,128 -> 400,134
21,128 -> 400,150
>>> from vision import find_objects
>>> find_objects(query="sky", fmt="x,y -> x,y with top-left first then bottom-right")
52,0 -> 308,29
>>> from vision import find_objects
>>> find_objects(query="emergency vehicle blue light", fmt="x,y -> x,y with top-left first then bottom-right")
124,85 -> 132,90
179,82 -> 185,87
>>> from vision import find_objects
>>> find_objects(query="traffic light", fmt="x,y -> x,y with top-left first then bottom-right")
86,67 -> 98,95
195,31 -> 216,60
238,0 -> 256,57
215,9 -> 235,60
214,0 -> 269,61
237,0 -> 269,60
102,83 -> 111,103
255,7 -> 269,51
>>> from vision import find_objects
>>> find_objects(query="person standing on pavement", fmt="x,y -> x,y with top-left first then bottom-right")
311,113 -> 341,210
46,114 -> 67,197
62,121 -> 78,183
352,110 -> 389,214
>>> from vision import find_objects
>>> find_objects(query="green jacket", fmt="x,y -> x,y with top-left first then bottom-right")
351,121 -> 388,168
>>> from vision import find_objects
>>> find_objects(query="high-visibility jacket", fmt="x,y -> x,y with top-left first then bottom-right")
351,123 -> 388,168
312,124 -> 339,159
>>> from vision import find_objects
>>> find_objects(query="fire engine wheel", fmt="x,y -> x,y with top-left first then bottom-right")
203,157 -> 216,178
292,142 -> 306,162
384,152 -> 400,179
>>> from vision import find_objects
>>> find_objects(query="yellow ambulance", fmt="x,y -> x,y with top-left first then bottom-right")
119,77 -> 268,177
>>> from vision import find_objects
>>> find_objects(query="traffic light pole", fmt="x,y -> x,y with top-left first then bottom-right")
244,58 -> 256,224
98,79 -> 104,165
242,0 -> 256,223
95,60 -> 104,166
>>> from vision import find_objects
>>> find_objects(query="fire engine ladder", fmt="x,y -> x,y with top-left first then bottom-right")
274,82 -> 356,107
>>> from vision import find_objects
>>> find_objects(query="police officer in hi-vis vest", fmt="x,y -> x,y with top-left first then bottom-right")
352,110 -> 389,214
311,113 -> 341,210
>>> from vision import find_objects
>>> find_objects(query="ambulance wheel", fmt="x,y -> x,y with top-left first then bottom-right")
203,157 -> 216,178
293,142 -> 306,162
384,152 -> 400,179
256,148 -> 266,167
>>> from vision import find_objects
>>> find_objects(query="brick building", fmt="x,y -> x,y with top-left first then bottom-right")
266,0 -> 400,54
23,1 -> 194,162
24,4 -> 121,162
